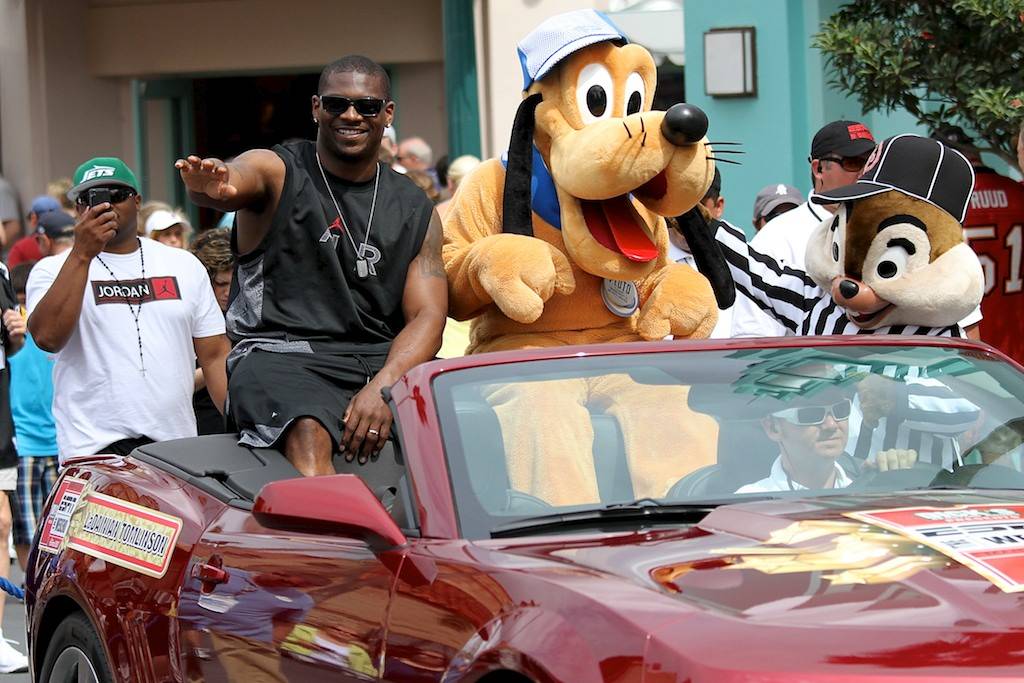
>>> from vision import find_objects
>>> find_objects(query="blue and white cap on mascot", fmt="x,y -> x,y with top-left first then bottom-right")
517,9 -> 628,89
503,9 -> 631,236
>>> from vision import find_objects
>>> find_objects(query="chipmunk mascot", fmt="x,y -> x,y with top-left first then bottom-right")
805,134 -> 984,330
698,133 -> 984,338
443,9 -> 735,506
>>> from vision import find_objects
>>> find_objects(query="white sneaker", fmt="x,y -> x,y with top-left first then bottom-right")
0,637 -> 28,673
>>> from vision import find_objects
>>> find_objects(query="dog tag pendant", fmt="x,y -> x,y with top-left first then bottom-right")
356,259 -> 369,279
601,279 -> 639,317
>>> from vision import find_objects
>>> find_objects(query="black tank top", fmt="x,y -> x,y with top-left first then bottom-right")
227,140 -> 433,354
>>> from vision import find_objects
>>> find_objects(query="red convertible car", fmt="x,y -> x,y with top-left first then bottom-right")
25,336 -> 1024,682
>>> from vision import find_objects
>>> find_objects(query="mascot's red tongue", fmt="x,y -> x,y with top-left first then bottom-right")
581,196 -> 658,262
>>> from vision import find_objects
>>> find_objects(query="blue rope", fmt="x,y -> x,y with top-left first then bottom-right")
0,577 -> 23,601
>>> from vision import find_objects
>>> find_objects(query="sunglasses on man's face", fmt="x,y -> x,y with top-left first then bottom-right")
318,95 -> 385,118
771,398 -> 852,426
75,188 -> 137,207
819,155 -> 869,173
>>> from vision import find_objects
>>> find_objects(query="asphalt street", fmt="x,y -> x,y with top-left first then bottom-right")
3,563 -> 30,682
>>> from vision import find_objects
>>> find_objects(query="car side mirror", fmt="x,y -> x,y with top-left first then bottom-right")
253,474 -> 407,549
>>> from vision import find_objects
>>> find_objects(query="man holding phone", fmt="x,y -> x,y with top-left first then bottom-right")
26,157 -> 230,462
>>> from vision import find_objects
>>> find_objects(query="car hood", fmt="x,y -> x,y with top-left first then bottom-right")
489,490 -> 1024,631
479,491 -> 1024,676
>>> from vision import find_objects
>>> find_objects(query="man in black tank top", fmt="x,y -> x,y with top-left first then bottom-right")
177,55 -> 447,476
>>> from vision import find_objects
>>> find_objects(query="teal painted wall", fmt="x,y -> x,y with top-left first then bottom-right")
684,0 -> 931,236
443,0 -> 482,158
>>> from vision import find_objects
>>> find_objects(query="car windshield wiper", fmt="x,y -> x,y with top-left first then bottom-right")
489,496 -> 778,538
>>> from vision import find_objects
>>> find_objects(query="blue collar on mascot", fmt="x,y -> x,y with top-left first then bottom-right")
501,145 -> 562,230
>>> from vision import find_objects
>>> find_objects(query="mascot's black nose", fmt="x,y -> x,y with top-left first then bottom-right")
839,280 -> 860,299
661,104 -> 709,146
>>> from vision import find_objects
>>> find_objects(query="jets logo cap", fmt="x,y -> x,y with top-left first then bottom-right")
69,157 -> 140,201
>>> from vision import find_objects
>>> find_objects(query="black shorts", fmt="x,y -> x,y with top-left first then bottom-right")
228,350 -> 386,450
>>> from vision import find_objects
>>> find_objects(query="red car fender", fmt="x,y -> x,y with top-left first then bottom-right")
28,459 -> 226,683
442,607 -> 602,683
30,581 -> 116,679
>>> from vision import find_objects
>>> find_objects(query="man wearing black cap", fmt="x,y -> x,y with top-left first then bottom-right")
934,125 -> 1024,362
732,120 -> 877,337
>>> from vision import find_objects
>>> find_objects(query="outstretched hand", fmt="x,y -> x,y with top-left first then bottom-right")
175,156 -> 238,201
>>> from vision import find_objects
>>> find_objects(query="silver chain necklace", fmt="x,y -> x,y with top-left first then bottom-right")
95,237 -> 146,375
315,152 -> 380,279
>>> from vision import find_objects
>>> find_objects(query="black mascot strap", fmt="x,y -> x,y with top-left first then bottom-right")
501,92 -> 544,236
674,207 -> 736,310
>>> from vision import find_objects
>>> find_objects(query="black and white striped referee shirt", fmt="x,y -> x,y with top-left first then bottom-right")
716,220 -> 965,339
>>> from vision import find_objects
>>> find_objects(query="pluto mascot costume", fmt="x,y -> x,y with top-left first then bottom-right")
443,10 -> 734,505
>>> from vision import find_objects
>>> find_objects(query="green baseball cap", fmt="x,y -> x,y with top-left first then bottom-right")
68,157 -> 140,201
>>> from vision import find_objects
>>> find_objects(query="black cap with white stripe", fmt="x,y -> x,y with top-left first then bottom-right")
810,134 -> 975,224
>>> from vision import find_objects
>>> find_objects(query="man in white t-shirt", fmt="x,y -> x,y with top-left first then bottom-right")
732,120 -> 878,338
26,157 -> 229,462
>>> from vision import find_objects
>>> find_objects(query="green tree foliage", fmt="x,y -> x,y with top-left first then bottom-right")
814,0 -> 1024,164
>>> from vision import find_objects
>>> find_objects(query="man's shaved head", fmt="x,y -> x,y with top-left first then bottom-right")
319,55 -> 391,100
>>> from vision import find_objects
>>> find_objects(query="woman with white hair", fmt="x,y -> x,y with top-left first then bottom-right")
436,154 -> 481,218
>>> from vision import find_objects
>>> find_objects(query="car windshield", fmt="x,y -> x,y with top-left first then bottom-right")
433,343 -> 1024,539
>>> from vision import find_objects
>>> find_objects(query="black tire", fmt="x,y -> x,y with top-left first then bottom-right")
38,612 -> 113,683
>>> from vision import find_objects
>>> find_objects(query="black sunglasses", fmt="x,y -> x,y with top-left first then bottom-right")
318,95 -> 385,118
75,187 -> 137,206
819,155 -> 868,173
771,399 -> 852,426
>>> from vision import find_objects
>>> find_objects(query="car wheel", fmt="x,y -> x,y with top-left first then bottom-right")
39,612 -> 113,683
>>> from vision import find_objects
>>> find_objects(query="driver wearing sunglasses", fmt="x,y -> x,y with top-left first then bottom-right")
737,393 -> 917,493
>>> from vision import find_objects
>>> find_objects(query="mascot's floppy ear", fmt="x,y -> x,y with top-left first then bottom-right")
501,92 -> 544,237
673,207 -> 736,310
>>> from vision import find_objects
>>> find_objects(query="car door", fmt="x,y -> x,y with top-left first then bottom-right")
177,505 -> 399,682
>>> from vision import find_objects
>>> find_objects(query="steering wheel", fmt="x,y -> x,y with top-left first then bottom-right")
846,461 -> 945,492
665,464 -> 723,499
931,463 -> 1024,489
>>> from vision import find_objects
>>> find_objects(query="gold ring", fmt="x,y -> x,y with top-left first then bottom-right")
367,429 -> 379,436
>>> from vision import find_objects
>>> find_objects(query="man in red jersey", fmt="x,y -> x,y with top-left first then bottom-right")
935,126 -> 1024,362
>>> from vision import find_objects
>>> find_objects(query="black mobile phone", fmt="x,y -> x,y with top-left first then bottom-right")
87,188 -> 112,208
